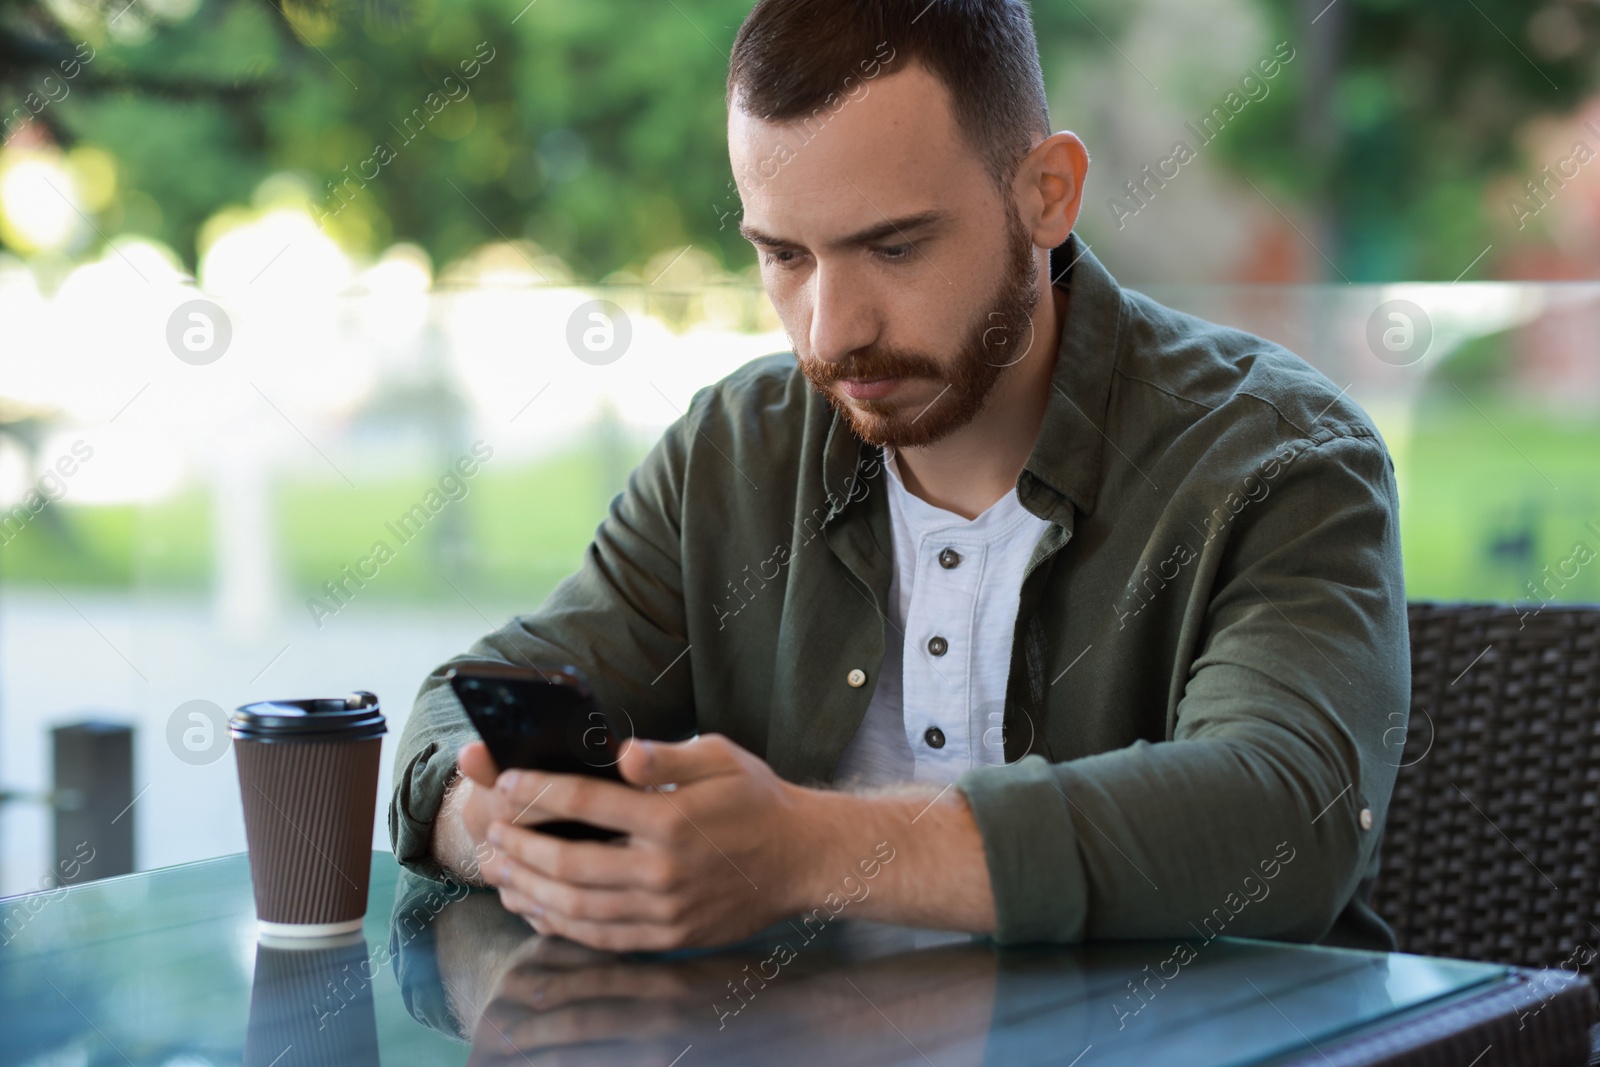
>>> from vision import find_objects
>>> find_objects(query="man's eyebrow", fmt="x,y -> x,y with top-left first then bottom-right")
738,209 -> 949,250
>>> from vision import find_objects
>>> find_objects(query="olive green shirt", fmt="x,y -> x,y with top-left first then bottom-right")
388,232 -> 1407,951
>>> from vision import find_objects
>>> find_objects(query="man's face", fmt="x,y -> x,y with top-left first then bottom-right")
729,61 -> 1042,449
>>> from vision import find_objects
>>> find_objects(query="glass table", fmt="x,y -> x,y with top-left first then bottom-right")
0,850 -> 1592,1066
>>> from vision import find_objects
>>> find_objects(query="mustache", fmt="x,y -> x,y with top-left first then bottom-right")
799,348 -> 944,384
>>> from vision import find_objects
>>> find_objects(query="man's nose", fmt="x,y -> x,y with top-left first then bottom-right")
807,261 -> 877,367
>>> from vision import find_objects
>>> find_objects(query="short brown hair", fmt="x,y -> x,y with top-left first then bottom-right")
727,0 -> 1051,194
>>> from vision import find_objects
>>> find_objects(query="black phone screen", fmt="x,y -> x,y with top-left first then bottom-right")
447,664 -> 627,841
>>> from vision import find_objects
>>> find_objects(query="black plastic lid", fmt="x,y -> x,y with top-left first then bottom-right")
230,691 -> 387,742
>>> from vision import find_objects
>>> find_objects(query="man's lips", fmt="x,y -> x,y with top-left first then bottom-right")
840,376 -> 901,400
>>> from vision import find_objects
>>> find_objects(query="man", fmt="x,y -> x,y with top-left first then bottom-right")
390,0 -> 1408,954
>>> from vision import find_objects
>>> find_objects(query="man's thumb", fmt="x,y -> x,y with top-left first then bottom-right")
618,735 -> 729,788
457,739 -> 499,786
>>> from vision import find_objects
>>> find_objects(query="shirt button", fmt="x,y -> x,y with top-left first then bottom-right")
846,668 -> 867,688
938,548 -> 961,569
1359,807 -> 1373,831
923,726 -> 945,749
927,636 -> 948,656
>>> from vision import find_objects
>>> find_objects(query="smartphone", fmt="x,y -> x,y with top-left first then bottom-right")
447,662 -> 627,841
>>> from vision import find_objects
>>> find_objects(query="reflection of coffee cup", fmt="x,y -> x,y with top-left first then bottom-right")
231,692 -> 387,938
244,932 -> 381,1067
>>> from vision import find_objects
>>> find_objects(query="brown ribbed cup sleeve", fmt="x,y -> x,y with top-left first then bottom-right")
235,737 -> 382,926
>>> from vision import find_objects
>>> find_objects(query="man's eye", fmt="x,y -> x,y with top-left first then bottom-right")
873,244 -> 912,262
762,249 -> 802,268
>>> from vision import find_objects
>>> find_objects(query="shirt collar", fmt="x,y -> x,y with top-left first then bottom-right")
883,443 -> 1041,536
1019,230 -> 1123,523
819,229 -> 1123,528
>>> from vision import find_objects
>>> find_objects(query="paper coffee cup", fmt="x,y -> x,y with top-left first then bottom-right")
231,692 -> 387,938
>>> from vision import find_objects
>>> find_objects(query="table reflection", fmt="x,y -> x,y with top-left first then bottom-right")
244,931 -> 382,1067
384,867 -> 1486,1067
388,868 -> 996,1065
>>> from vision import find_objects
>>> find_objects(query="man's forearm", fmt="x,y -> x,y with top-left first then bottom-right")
433,770 -> 491,887
791,782 -> 996,933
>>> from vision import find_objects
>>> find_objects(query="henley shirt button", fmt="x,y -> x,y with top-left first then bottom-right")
924,726 -> 945,749
927,635 -> 948,656
1359,807 -> 1374,831
846,668 -> 867,688
938,547 -> 961,569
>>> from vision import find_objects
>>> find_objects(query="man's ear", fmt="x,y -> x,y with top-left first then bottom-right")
1015,131 -> 1089,249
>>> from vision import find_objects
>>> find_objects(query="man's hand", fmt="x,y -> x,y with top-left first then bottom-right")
472,733 -> 817,951
440,732 -> 998,952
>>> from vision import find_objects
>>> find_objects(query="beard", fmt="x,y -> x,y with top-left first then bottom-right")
796,204 -> 1042,450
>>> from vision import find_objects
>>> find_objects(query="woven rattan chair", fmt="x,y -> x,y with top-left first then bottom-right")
1373,600 -> 1600,1060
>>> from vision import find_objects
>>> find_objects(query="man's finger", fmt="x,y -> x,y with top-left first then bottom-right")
457,740 -> 499,786
489,771 -> 652,835
488,821 -> 667,890
617,733 -> 740,789
495,859 -> 678,925
493,884 -> 548,930
524,904 -> 685,954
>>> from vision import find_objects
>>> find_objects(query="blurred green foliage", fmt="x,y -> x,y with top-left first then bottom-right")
1217,0 -> 1600,280
5,0 -> 1594,281
2,0 -> 759,277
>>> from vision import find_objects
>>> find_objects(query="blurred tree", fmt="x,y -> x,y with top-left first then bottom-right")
0,0 -> 756,277
1220,0 -> 1600,279
2,0 -> 1597,281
